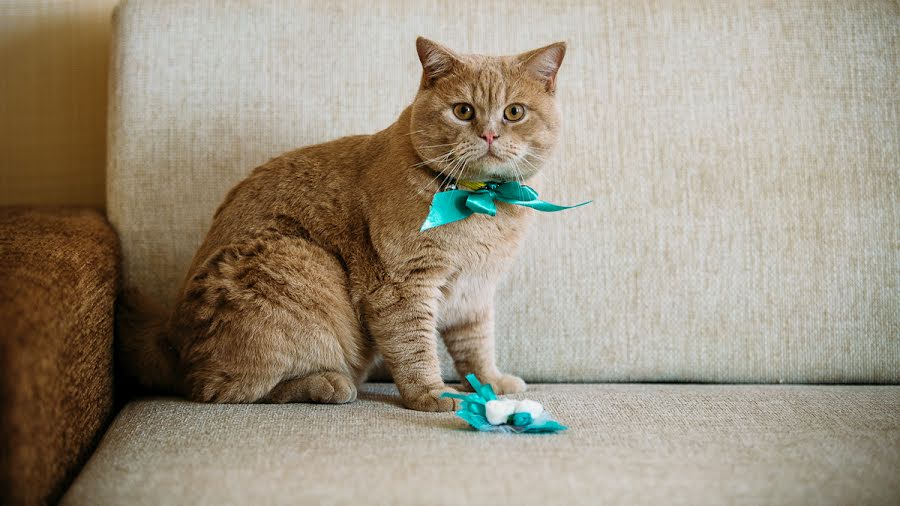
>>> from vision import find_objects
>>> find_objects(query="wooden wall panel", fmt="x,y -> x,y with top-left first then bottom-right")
0,0 -> 118,208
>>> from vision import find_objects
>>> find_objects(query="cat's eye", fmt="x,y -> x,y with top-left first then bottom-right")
452,103 -> 475,121
504,104 -> 526,122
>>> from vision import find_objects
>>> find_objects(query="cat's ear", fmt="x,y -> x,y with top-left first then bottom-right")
416,37 -> 460,87
517,42 -> 567,93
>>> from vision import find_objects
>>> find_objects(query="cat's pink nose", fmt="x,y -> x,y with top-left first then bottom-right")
481,132 -> 498,146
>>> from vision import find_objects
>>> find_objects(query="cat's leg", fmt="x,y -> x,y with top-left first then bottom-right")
178,236 -> 371,404
441,306 -> 526,395
365,280 -> 458,412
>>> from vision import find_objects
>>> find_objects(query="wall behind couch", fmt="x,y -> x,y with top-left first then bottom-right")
0,0 -> 117,208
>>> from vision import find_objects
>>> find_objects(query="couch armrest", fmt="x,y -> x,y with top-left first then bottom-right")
0,207 -> 120,506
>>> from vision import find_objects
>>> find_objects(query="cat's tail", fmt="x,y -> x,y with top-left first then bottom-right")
116,288 -> 181,394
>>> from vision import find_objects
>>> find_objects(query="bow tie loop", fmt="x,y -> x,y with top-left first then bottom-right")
464,191 -> 497,216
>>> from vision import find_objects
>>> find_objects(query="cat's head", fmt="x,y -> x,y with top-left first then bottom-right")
409,37 -> 566,183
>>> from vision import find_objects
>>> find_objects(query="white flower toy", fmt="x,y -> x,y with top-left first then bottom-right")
441,374 -> 567,434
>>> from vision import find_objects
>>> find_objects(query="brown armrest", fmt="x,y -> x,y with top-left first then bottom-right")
0,207 -> 120,506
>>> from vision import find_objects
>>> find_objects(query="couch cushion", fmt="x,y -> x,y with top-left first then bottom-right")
107,0 -> 900,382
61,384 -> 900,505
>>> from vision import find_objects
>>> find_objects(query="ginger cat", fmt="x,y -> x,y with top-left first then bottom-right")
119,37 -> 566,411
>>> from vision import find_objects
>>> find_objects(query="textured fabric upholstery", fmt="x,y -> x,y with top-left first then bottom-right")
61,383 -> 900,505
107,0 -> 899,382
0,208 -> 120,506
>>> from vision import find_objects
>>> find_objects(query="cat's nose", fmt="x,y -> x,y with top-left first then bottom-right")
481,132 -> 498,146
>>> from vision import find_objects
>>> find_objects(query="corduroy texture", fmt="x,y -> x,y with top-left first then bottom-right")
62,383 -> 900,506
0,208 -> 120,506
107,0 -> 900,383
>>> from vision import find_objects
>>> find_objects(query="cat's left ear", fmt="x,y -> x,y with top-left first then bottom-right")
517,42 -> 567,93
416,37 -> 461,88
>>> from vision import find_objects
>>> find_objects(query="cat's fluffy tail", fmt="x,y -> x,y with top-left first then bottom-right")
116,288 -> 181,394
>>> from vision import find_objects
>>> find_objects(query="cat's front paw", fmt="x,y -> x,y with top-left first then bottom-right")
404,386 -> 461,412
488,374 -> 527,395
460,373 -> 527,395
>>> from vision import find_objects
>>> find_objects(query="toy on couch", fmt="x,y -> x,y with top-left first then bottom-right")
442,374 -> 568,434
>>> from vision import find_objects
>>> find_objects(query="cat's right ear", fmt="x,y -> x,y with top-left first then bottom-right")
416,37 -> 460,88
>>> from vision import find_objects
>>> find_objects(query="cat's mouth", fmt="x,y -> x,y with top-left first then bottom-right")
472,151 -> 508,165
429,148 -> 536,183
463,164 -> 532,184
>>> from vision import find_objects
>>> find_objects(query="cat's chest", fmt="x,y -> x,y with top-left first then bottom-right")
437,269 -> 498,327
434,204 -> 531,267
434,211 -> 530,317
436,222 -> 523,326
440,222 -> 524,275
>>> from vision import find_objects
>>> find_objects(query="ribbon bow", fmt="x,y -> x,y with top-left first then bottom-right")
420,180 -> 591,231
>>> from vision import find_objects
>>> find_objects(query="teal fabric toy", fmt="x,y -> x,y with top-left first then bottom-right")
441,374 -> 568,434
420,180 -> 591,231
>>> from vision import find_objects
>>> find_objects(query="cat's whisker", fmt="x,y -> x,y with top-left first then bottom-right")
411,150 -> 453,168
511,158 -> 525,186
411,156 -> 448,168
415,150 -> 466,195
444,153 -> 467,188
416,164 -> 453,196
525,150 -> 548,161
522,150 -> 546,181
414,161 -> 458,195
417,142 -> 458,149
456,153 -> 474,184
520,155 -> 540,173
523,153 -> 552,188
524,170 -> 547,190
504,160 -> 516,185
411,141 -> 465,170
447,153 -> 468,184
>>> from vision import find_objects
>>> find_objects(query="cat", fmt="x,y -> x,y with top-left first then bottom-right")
119,37 -> 566,411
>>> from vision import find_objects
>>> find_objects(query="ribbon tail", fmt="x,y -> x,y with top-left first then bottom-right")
420,208 -> 469,231
477,383 -> 498,402
498,197 -> 593,213
465,373 -> 482,391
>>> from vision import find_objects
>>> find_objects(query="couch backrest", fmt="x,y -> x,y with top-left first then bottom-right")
108,0 -> 900,383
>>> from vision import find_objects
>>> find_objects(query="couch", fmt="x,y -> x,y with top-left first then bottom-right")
2,1 -> 898,504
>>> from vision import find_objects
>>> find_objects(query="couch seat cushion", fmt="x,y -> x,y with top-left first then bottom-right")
62,384 -> 900,505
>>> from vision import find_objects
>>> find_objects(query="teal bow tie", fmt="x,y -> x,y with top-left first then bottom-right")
420,180 -> 591,231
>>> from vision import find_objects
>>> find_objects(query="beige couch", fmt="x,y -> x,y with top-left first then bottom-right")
13,0 -> 897,503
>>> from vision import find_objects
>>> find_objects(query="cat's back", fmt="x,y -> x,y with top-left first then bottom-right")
188,133 -> 381,273
246,133 -> 376,203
